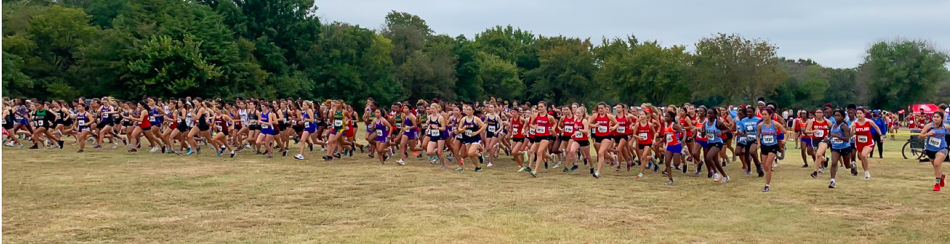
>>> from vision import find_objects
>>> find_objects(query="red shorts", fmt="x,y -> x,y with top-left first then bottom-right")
344,127 -> 355,137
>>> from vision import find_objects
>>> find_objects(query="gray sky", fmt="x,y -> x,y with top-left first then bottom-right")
315,0 -> 950,68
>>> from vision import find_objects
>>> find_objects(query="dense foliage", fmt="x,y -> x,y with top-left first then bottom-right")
3,0 -> 949,110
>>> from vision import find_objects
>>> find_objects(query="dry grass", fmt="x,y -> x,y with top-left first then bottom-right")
3,131 -> 950,243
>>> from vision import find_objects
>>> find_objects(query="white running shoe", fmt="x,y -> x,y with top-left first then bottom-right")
818,167 -> 825,173
295,154 -> 304,160
487,162 -> 494,167
150,147 -> 160,153
713,173 -> 722,182
722,176 -> 730,183
865,171 -> 870,180
397,159 -> 406,165
5,141 -> 14,147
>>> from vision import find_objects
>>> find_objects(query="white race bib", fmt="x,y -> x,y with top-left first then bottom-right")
706,132 -> 716,139
745,125 -> 754,131
857,135 -> 868,143
334,119 -> 343,127
430,130 -> 441,137
376,130 -> 383,137
465,129 -> 473,137
488,125 -> 497,132
738,136 -> 747,143
746,135 -> 756,141
574,131 -> 583,138
262,125 -> 270,129
815,130 -> 825,137
763,135 -> 776,144
305,122 -> 311,127
617,127 -> 626,133
536,127 -> 546,134
597,126 -> 608,133
929,137 -> 942,147
639,133 -> 648,139
564,126 -> 574,133
513,128 -> 519,134
529,128 -> 536,134
36,120 -> 44,126
831,138 -> 843,144
215,125 -> 223,131
666,134 -> 673,142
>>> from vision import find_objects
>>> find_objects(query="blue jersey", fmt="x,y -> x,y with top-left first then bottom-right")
830,123 -> 850,150
760,122 -> 779,146
925,122 -> 948,151
705,119 -> 723,144
739,117 -> 762,144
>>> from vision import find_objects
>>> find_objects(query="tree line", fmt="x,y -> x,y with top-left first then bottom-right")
3,0 -> 949,111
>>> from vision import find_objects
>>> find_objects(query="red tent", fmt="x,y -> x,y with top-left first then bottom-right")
909,104 -> 939,114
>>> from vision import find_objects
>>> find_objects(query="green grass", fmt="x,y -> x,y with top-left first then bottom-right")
3,132 -> 949,243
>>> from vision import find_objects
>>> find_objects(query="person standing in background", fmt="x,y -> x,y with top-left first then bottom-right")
870,110 -> 887,159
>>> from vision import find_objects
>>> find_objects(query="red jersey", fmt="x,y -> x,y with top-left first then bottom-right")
593,115 -> 611,137
811,119 -> 830,139
562,117 -> 575,137
534,114 -> 552,136
511,118 -> 525,139
695,120 -> 707,141
615,116 -> 630,136
636,122 -> 653,145
853,120 -> 875,148
572,120 -> 588,141
796,119 -> 811,139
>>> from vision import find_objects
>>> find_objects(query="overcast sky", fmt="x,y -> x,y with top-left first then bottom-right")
315,0 -> 950,69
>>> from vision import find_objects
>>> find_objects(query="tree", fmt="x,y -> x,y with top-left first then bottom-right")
524,36 -> 597,105
863,38 -> 950,110
477,52 -> 523,101
692,33 -> 788,105
598,40 -> 691,105
125,35 -> 223,98
453,35 -> 483,101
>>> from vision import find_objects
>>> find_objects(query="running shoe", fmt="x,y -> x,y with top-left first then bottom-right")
77,149 -> 84,153
518,167 -> 526,172
475,167 -> 482,172
934,183 -> 941,191
29,144 -> 38,149
802,164 -> 809,168
530,170 -> 538,178
665,180 -> 674,185
810,171 -> 818,178
592,171 -> 600,179
570,164 -> 578,172
829,180 -> 836,189
486,162 -> 493,167
762,185 -> 770,192
941,174 -> 946,187
397,159 -> 406,166
713,173 -> 721,182
637,173 -> 644,179
722,176 -> 730,183
295,154 -> 304,160
562,167 -> 569,173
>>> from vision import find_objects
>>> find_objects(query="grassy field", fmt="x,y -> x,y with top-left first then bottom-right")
3,131 -> 950,243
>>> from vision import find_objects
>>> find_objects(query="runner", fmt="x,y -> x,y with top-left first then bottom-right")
918,111 -> 948,191
589,102 -> 617,178
758,108 -> 785,192
660,111 -> 684,185
565,107 -> 589,173
852,108 -> 882,179
456,103 -> 486,172
702,108 -> 730,183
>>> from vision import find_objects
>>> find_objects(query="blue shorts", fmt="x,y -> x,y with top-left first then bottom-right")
304,125 -> 316,134
666,144 -> 683,154
261,126 -> 275,135
778,133 -> 785,141
697,140 -> 708,148
801,138 -> 812,147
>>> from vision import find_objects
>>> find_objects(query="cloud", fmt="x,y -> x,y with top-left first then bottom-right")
315,0 -> 950,68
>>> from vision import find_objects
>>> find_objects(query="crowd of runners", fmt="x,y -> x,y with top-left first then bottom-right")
3,97 -> 949,192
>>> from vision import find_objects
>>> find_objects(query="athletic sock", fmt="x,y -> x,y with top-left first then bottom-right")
938,178 -> 943,184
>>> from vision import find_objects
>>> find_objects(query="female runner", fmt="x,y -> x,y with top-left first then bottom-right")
918,111 -> 948,191
456,103 -> 486,172
425,103 -> 449,169
852,108 -> 882,179
527,102 -> 556,177
826,110 -> 852,189
702,108 -> 731,183
589,102 -> 618,178
758,108 -> 785,192
660,111 -> 685,185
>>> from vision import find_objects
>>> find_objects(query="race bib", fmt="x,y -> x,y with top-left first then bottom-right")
617,127 -> 626,133
814,130 -> 825,137
536,127 -> 546,134
291,120 -> 297,125
36,120 -> 44,126
564,126 -> 574,133
574,131 -> 583,138
430,130 -> 441,137
304,122 -> 311,127
597,126 -> 608,133
513,128 -> 519,134
262,125 -> 270,129
738,136 -> 747,143
831,138 -> 843,144
465,129 -> 473,137
150,116 -> 158,122
857,136 -> 868,143
396,123 -> 403,128
488,125 -> 497,132
929,137 -> 942,147
666,134 -> 673,142
215,125 -> 223,131
334,119 -> 343,127
529,128 -> 536,134
376,130 -> 383,137
745,125 -> 754,131
763,135 -> 776,144
746,135 -> 756,141
706,132 -> 715,139
639,133 -> 649,139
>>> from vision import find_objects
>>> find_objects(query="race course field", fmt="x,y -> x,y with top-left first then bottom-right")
3,133 -> 949,243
